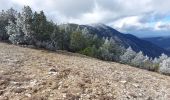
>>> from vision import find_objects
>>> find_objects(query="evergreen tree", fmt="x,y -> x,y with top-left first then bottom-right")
80,45 -> 97,57
6,20 -> 17,36
159,58 -> 170,75
0,8 -> 17,40
51,26 -> 70,50
32,11 -> 54,41
109,37 -> 124,61
142,56 -> 155,71
51,26 -> 63,50
70,30 -> 86,51
97,37 -> 124,61
158,53 -> 168,63
131,51 -> 146,67
21,6 -> 33,37
92,34 -> 104,48
0,10 -> 7,40
98,38 -> 112,60
120,47 -> 136,64
6,19 -> 24,44
6,8 -> 17,23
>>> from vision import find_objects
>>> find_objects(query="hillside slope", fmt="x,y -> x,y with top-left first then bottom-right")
0,43 -> 170,100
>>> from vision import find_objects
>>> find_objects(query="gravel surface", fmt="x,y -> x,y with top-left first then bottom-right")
0,42 -> 170,100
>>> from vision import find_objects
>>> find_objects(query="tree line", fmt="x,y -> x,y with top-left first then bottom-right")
1,6 -> 170,75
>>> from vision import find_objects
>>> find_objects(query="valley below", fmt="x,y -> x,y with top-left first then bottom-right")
0,42 -> 170,100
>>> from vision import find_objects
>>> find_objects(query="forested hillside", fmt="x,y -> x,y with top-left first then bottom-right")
1,6 -> 170,75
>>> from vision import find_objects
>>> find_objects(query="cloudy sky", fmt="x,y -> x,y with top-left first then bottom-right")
1,0 -> 170,37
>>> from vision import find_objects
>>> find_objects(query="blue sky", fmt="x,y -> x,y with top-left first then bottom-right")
161,16 -> 170,25
0,0 -> 170,37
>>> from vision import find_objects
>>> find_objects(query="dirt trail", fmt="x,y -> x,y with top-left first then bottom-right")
0,42 -> 170,100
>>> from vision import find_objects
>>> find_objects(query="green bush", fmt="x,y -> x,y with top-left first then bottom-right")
80,46 -> 97,57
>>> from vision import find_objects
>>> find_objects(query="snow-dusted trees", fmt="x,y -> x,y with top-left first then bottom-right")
0,8 -> 17,40
120,47 -> 136,64
151,53 -> 169,71
120,47 -> 159,71
50,26 -> 60,49
6,6 -> 55,45
50,26 -> 70,50
6,6 -> 34,44
131,51 -> 146,67
159,58 -> 170,75
21,6 -> 33,36
121,51 -> 170,72
6,13 -> 25,44
98,38 -> 112,60
129,51 -> 154,70
6,8 -> 17,22
155,53 -> 170,74
97,37 -> 124,61
158,53 -> 168,63
21,6 -> 34,44
142,56 -> 155,71
6,20 -> 16,36
6,20 -> 18,44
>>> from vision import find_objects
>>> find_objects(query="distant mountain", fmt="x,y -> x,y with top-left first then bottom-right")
143,37 -> 170,51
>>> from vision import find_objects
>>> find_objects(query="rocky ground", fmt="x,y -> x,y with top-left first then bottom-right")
0,42 -> 170,100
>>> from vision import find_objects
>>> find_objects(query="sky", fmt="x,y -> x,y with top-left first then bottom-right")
0,0 -> 170,37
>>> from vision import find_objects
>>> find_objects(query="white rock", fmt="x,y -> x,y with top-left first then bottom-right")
25,93 -> 31,97
132,83 -> 140,88
120,80 -> 127,84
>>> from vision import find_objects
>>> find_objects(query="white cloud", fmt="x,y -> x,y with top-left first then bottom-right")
155,21 -> 170,31
67,3 -> 113,24
1,0 -> 170,37
113,16 -> 142,30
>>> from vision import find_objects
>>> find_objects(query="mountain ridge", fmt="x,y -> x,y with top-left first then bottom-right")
143,36 -> 170,51
76,23 -> 170,57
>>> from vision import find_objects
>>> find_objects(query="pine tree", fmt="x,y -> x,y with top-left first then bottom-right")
6,20 -> 17,36
120,47 -> 136,64
109,37 -> 124,61
6,19 -> 24,44
6,6 -> 34,44
131,51 -> 146,67
70,30 -> 86,51
32,11 -> 53,41
21,6 -> 34,43
159,58 -> 170,75
92,34 -> 104,48
6,8 -> 17,23
98,38 -> 112,60
50,26 -> 70,50
50,26 -> 63,49
158,53 -> 168,63
142,56 -> 155,71
0,8 -> 17,40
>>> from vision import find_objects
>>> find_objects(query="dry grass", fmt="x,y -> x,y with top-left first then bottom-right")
0,42 -> 170,100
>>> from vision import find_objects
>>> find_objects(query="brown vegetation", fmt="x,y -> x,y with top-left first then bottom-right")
0,42 -> 170,100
